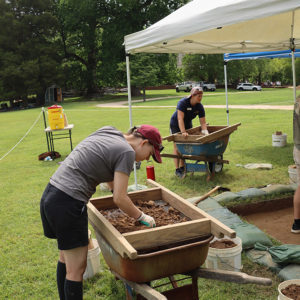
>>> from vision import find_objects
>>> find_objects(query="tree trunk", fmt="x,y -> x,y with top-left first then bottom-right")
131,86 -> 142,97
143,87 -> 146,102
37,93 -> 45,106
86,62 -> 98,96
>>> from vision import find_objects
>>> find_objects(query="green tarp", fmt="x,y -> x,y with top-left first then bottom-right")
254,243 -> 300,264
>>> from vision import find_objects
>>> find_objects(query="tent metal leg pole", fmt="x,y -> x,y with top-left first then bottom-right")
224,62 -> 229,125
292,50 -> 297,103
126,53 -> 138,189
42,107 -> 50,152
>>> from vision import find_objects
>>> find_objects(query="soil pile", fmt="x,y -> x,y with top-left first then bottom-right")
100,199 -> 190,233
210,239 -> 237,249
281,284 -> 300,300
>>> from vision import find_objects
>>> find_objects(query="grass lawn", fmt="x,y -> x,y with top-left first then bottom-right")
132,87 -> 299,106
0,88 -> 295,299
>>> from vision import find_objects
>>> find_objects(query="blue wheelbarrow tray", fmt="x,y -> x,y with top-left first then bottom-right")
176,136 -> 228,157
162,123 -> 241,178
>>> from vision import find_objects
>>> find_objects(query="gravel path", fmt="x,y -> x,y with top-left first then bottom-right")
96,97 -> 293,110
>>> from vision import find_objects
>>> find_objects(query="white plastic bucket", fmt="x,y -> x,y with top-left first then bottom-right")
278,279 -> 300,300
83,238 -> 102,280
288,165 -> 298,184
204,236 -> 242,271
272,133 -> 287,147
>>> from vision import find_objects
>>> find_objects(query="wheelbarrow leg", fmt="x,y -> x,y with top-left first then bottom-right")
125,283 -> 134,300
191,275 -> 199,300
112,271 -> 167,300
206,162 -> 214,182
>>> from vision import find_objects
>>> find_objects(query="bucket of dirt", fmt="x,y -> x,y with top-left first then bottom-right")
288,165 -> 298,184
83,238 -> 102,280
204,236 -> 242,271
278,279 -> 300,300
272,132 -> 287,147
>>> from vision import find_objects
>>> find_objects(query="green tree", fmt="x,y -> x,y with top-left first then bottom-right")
55,0 -> 105,95
56,0 -> 187,95
100,1 -> 187,88
0,0 -> 62,106
182,54 -> 224,84
118,53 -> 179,99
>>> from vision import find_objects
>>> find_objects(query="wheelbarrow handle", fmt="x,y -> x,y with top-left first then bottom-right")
189,268 -> 272,286
193,186 -> 221,205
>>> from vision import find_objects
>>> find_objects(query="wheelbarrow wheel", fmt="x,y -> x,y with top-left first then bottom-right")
209,155 -> 223,174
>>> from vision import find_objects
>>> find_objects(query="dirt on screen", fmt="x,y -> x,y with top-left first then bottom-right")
209,239 -> 237,249
100,199 -> 190,233
281,284 -> 300,300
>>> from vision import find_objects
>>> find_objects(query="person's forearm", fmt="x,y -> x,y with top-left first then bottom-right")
114,195 -> 141,219
200,117 -> 207,130
178,119 -> 186,133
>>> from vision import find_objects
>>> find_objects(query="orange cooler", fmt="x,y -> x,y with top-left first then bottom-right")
48,105 -> 64,130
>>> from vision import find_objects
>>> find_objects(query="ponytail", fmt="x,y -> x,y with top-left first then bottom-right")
127,126 -> 143,139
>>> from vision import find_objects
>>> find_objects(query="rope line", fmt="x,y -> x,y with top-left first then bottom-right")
0,111 -> 42,161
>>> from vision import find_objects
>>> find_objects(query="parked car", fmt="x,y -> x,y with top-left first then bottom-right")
175,81 -> 193,92
199,81 -> 216,91
236,83 -> 262,91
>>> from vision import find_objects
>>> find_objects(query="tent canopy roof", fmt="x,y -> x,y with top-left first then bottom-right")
124,0 -> 300,54
224,49 -> 300,62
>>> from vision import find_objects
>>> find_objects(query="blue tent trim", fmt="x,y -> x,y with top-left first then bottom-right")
223,49 -> 299,125
224,49 -> 300,62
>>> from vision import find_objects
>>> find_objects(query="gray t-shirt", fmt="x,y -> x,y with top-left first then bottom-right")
294,98 -> 300,150
50,126 -> 135,202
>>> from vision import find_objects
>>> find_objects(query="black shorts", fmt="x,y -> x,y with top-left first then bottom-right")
170,125 -> 180,135
40,183 -> 89,250
170,123 -> 192,134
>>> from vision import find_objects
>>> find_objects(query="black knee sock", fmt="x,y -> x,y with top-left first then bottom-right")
64,279 -> 83,300
57,261 -> 66,300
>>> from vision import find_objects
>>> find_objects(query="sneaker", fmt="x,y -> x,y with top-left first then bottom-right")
175,168 -> 186,179
291,222 -> 300,234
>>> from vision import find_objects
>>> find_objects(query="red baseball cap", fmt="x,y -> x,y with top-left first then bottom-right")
136,125 -> 163,163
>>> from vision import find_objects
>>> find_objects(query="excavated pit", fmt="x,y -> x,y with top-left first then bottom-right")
229,196 -> 297,244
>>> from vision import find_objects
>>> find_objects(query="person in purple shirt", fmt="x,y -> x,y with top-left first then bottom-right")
169,87 -> 208,178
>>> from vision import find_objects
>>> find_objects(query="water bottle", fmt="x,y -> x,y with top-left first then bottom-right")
146,165 -> 155,181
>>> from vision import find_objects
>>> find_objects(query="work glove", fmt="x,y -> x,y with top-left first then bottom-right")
201,129 -> 209,135
137,212 -> 156,227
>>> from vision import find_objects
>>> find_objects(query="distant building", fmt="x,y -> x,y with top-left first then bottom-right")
45,85 -> 63,105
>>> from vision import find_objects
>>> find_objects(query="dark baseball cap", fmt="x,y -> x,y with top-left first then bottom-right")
136,125 -> 163,163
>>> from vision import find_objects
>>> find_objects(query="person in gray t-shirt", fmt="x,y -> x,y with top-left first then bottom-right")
40,125 -> 163,300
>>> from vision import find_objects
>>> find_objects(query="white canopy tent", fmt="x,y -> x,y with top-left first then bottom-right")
124,0 -> 300,186
125,0 -> 300,54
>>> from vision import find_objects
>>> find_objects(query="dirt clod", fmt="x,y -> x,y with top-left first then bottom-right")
281,284 -> 300,300
210,239 -> 237,249
100,199 -> 190,233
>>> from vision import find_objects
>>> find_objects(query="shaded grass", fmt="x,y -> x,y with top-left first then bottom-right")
0,92 -> 294,299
